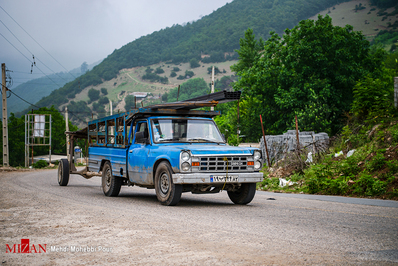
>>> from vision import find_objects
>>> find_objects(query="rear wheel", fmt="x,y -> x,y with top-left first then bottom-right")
102,162 -> 122,197
58,159 -> 69,186
155,162 -> 182,206
227,183 -> 256,205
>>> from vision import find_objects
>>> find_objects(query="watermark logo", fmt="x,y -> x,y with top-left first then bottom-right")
6,239 -> 47,253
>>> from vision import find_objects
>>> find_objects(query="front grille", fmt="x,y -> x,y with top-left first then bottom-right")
196,156 -> 248,172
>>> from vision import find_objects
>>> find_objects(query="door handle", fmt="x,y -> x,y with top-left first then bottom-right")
129,150 -> 132,153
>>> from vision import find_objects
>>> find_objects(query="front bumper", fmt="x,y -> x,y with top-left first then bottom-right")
172,172 -> 263,184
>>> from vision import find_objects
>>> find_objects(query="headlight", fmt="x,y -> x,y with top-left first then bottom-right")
181,152 -> 190,161
253,151 -> 261,161
254,161 -> 262,170
181,162 -> 190,171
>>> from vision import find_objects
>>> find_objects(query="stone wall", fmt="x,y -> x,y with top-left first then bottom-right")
259,130 -> 329,166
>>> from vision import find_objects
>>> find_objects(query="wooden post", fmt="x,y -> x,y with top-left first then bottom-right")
394,77 -> 398,109
237,100 -> 240,144
65,107 -> 69,162
295,115 -> 300,153
177,85 -> 180,102
260,115 -> 271,167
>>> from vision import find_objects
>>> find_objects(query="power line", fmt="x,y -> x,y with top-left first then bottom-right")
0,19 -> 70,83
0,33 -> 63,88
0,5 -> 77,80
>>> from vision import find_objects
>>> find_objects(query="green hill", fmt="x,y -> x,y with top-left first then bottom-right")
6,61 -> 99,117
26,0 -> 349,115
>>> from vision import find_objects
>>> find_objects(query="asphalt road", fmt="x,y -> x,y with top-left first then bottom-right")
1,169 -> 398,265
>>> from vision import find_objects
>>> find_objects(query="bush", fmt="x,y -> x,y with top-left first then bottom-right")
189,58 -> 200,68
88,88 -> 100,102
33,160 -> 48,169
155,67 -> 164,74
170,71 -> 177,77
101,88 -> 108,95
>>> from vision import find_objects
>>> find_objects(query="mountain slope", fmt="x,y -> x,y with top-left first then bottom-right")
5,61 -> 99,116
29,0 -> 348,112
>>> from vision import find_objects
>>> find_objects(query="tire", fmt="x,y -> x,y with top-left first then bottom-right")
154,162 -> 182,206
102,162 -> 122,197
227,183 -> 257,205
58,159 -> 69,186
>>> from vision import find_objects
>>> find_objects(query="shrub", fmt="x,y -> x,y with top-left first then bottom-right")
33,160 -> 48,169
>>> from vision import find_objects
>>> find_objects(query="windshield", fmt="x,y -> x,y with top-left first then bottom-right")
151,118 -> 224,143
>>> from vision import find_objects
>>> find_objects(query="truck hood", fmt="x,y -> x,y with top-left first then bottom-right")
169,144 -> 255,156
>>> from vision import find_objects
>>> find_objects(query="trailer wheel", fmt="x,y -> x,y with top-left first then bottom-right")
58,159 -> 69,186
102,162 -> 122,197
155,162 -> 182,206
227,183 -> 256,205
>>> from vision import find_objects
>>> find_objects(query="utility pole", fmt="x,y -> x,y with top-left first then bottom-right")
2,63 -> 9,167
65,106 -> 69,162
211,66 -> 215,111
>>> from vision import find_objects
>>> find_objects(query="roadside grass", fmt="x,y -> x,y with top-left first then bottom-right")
259,118 -> 398,200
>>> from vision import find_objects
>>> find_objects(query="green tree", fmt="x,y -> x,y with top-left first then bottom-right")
101,88 -> 108,95
6,107 -> 77,166
230,28 -> 264,73
124,95 -> 136,111
189,58 -> 200,68
155,67 -> 164,74
233,15 -> 385,136
88,88 -> 100,102
170,71 -> 177,77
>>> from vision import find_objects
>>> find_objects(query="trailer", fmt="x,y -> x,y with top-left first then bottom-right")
58,92 -> 264,206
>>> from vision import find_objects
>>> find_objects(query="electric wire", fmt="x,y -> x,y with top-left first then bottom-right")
0,33 -> 63,88
0,19 -> 69,83
0,5 -> 77,80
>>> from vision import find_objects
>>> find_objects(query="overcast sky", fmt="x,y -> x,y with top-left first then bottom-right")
0,0 -> 233,87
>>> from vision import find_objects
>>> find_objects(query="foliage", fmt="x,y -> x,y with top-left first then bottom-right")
232,16 -> 385,138
101,88 -> 108,95
185,70 -> 194,78
155,67 -> 165,74
172,67 -> 180,72
351,72 -> 394,120
170,71 -> 177,77
369,0 -> 398,8
33,160 -> 48,169
230,28 -> 264,73
142,72 -> 169,84
68,101 -> 92,123
3,107 -> 77,167
88,88 -> 100,102
23,0 -> 349,116
162,78 -> 209,102
124,95 -> 136,111
189,58 -> 200,68
207,66 -> 221,75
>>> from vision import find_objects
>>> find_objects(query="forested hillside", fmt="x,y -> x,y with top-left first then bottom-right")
28,0 -> 348,112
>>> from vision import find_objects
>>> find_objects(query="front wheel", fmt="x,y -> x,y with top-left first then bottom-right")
102,162 -> 122,197
227,183 -> 256,205
58,159 -> 69,186
155,162 -> 182,206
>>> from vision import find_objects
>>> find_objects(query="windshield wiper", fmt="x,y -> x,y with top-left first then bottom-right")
187,138 -> 221,144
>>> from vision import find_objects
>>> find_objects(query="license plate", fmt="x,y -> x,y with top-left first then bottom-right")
210,175 -> 238,182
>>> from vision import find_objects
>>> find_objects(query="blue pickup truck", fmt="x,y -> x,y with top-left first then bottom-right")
58,105 -> 263,206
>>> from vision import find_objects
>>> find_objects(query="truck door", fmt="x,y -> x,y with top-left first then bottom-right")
128,121 -> 152,185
